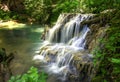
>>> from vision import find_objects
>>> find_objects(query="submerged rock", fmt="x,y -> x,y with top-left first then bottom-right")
0,48 -> 14,82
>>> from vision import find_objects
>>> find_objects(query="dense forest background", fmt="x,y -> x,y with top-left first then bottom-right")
1,0 -> 119,24
0,0 -> 120,82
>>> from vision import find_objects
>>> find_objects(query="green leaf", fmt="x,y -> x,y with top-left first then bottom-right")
8,66 -> 48,82
111,58 -> 120,64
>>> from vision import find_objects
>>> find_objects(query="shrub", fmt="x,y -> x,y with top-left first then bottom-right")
8,67 -> 48,82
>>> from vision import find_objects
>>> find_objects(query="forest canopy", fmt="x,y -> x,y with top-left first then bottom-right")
0,0 -> 120,24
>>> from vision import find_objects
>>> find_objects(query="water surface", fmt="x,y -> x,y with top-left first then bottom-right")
0,24 -> 44,75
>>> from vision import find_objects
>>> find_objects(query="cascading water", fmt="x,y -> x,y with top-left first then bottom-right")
34,14 -> 94,82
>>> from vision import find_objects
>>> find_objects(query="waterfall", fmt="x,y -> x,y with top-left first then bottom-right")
34,14 -> 94,82
47,14 -> 90,43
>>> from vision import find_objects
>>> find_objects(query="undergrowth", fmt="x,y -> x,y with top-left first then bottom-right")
8,67 -> 48,82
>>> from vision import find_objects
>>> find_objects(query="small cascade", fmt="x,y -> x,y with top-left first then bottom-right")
34,14 -> 94,82
71,26 -> 90,48
47,14 -> 91,43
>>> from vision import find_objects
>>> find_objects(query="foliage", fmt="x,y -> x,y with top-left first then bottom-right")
92,11 -> 120,82
23,0 -> 120,23
0,9 -> 28,22
8,67 -> 48,82
53,0 -> 79,13
80,0 -> 120,13
23,0 -> 79,24
24,0 -> 52,24
51,0 -> 79,23
1,0 -> 120,23
0,9 -> 11,20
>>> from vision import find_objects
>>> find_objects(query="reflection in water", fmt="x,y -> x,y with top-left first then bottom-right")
0,24 -> 43,75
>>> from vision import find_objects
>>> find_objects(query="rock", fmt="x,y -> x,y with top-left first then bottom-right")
34,45 -> 94,82
0,3 -> 9,11
85,24 -> 108,53
0,48 -> 14,82
0,48 -> 6,62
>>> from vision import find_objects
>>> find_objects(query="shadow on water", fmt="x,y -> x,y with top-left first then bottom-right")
0,24 -> 44,75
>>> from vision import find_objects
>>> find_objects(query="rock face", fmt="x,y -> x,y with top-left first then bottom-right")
84,13 -> 110,53
34,13 -> 108,82
85,24 -> 108,53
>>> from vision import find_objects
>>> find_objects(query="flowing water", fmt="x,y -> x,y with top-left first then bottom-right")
34,14 -> 94,82
0,24 -> 44,75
